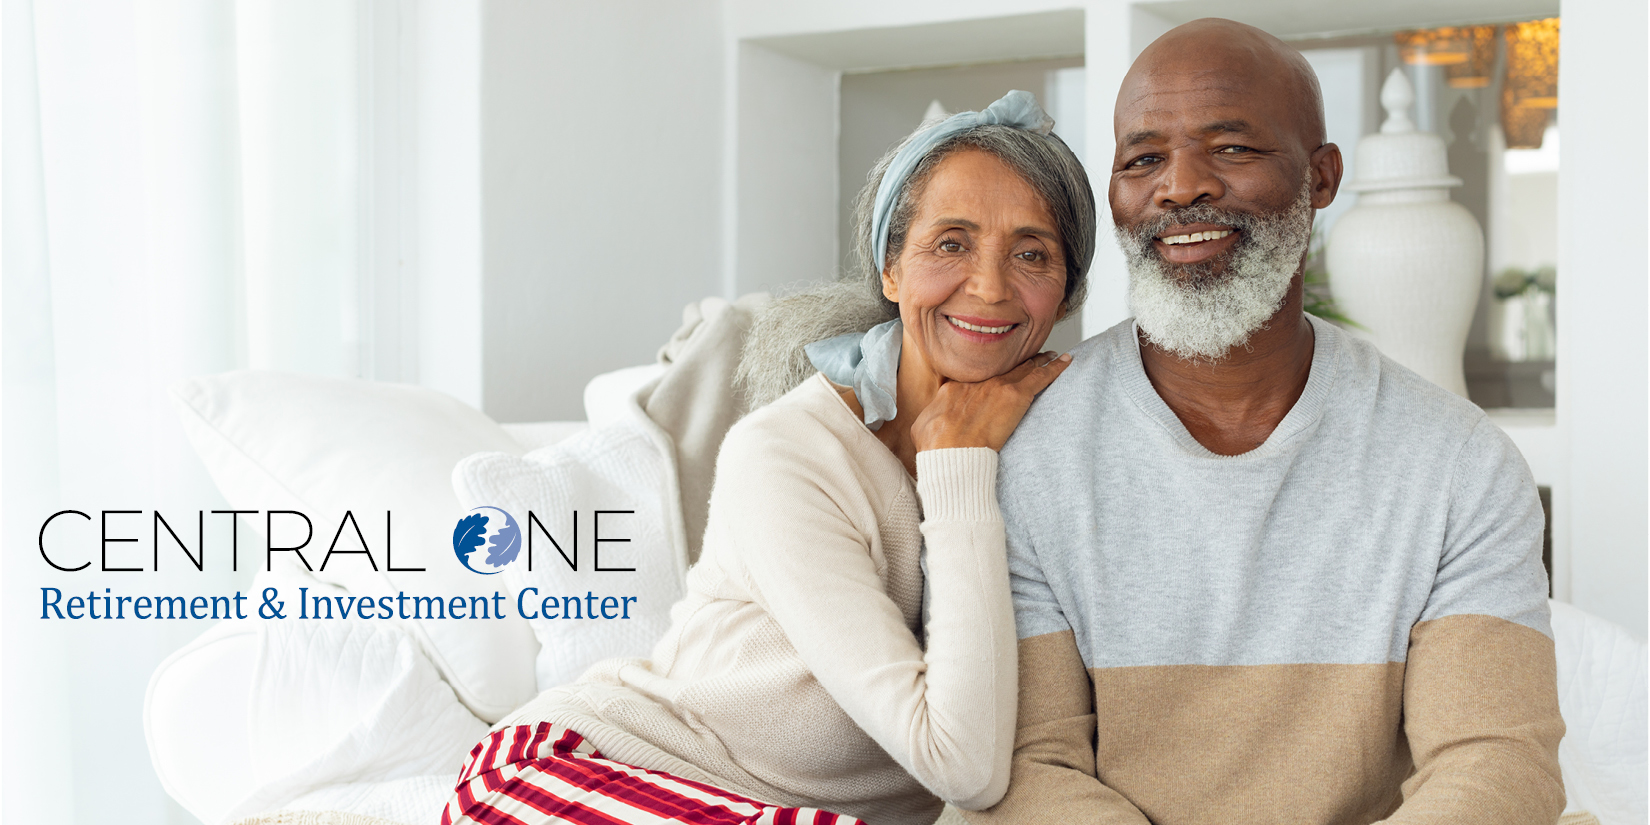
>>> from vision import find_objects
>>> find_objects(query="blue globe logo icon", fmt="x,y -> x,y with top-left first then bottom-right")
453,506 -> 522,574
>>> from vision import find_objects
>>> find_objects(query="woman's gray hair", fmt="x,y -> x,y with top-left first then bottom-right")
737,120 -> 1096,408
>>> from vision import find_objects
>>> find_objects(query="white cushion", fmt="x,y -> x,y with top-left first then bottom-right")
501,421 -> 588,451
145,619 -> 260,824
453,413 -> 687,691
225,618 -> 487,823
146,565 -> 479,825
1552,599 -> 1648,825
584,363 -> 666,428
171,370 -> 540,722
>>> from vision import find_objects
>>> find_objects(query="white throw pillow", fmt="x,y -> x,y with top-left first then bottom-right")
501,421 -> 589,451
171,370 -> 541,722
453,416 -> 688,691
584,363 -> 666,428
227,618 -> 489,822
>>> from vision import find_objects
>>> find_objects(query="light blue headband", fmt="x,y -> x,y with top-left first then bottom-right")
870,89 -> 1056,273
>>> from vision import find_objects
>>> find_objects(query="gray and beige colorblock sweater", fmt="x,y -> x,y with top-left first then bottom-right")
977,316 -> 1564,825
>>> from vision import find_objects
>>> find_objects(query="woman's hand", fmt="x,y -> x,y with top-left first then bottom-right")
910,351 -> 1072,453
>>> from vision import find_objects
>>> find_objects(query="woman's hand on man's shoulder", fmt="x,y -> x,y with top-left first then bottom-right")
911,351 -> 1072,454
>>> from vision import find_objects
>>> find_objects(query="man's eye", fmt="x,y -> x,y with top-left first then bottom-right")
1217,145 -> 1255,154
1128,155 -> 1160,168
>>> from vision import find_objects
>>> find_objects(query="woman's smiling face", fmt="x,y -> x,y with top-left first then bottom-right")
883,148 -> 1068,385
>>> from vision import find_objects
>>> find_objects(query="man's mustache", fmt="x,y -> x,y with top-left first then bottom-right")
1126,205 -> 1259,249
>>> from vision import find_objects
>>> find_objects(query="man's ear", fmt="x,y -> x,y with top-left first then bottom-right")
1309,143 -> 1344,210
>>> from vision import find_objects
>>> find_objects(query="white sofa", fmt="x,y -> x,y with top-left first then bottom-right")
149,361 -> 664,824
146,301 -> 1646,825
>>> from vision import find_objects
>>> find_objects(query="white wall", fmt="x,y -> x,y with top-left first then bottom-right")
735,42 -> 840,297
480,0 -> 725,422
1553,0 -> 1648,637
1504,172 -> 1559,271
415,0 -> 484,409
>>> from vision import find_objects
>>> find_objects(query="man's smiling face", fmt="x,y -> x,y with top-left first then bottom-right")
1108,19 -> 1342,360
1109,33 -> 1320,280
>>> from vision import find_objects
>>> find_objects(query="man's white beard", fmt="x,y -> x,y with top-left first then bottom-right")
1119,180 -> 1314,362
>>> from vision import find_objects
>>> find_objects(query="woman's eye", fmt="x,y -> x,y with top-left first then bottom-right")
1016,250 -> 1043,262
939,241 -> 963,253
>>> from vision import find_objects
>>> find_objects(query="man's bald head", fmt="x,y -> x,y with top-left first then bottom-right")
1120,18 -> 1325,151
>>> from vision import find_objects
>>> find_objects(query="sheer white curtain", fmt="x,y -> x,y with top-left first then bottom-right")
3,1 -> 368,821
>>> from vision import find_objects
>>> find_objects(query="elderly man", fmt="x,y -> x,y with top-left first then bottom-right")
973,18 -> 1564,825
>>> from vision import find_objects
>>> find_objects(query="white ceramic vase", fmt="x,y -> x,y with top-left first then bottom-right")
1326,69 -> 1483,397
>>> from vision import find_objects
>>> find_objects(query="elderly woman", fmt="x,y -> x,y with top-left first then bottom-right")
444,91 -> 1095,825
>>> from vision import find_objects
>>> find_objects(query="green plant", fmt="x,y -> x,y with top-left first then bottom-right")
1493,266 -> 1557,300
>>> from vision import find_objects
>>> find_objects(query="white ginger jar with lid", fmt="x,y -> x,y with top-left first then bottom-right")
1326,69 -> 1483,397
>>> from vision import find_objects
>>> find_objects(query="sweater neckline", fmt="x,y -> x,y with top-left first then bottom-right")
1117,314 -> 1342,460
811,373 -> 917,484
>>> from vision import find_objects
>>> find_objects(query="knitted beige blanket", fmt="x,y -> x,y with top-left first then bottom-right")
643,293 -> 768,566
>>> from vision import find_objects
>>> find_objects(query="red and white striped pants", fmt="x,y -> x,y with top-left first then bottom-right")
443,722 -> 866,825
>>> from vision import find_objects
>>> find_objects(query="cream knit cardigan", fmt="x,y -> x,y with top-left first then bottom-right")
498,374 -> 1016,825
